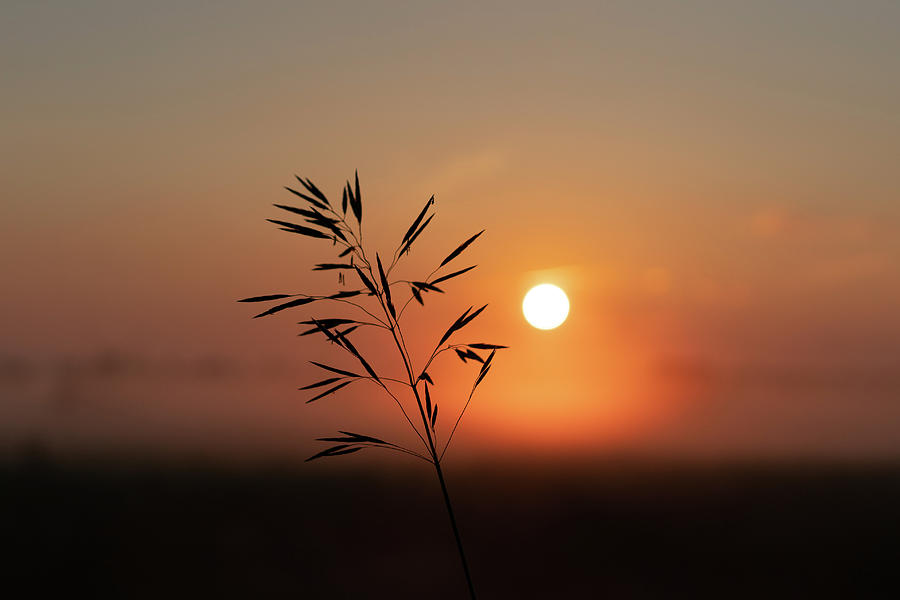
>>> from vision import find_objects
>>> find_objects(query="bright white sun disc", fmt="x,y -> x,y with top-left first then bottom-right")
522,284 -> 569,330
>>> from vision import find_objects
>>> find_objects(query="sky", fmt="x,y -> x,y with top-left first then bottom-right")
2,0 -> 899,463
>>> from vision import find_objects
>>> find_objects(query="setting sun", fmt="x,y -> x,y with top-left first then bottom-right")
522,284 -> 569,330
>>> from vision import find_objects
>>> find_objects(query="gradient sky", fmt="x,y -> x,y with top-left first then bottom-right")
2,1 -> 899,462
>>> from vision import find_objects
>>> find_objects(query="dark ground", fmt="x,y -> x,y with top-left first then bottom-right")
4,454 -> 899,599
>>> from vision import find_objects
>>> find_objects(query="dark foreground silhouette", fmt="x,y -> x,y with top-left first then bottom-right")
5,456 -> 899,598
241,171 -> 506,599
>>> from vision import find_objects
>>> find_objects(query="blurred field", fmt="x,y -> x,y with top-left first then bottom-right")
5,454 -> 899,599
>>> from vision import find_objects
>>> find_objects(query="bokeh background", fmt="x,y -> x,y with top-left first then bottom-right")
3,1 -> 899,597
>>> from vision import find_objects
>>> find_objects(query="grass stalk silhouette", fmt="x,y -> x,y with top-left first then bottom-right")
239,171 -> 505,598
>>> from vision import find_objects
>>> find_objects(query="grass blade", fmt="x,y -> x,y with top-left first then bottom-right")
329,290 -> 363,299
285,185 -> 328,210
463,349 -> 484,363
297,176 -> 330,207
353,170 -> 362,224
399,214 -> 434,255
299,377 -> 342,390
460,304 -> 487,328
310,361 -> 360,378
305,444 -> 362,462
266,219 -> 331,239
253,297 -> 315,318
334,329 -> 380,382
439,230 -> 484,268
437,306 -> 472,347
376,254 -> 396,318
412,281 -> 444,293
432,265 -> 476,285
309,317 -> 346,347
273,204 -> 317,218
238,294 -> 294,303
354,266 -> 378,296
337,431 -> 389,444
411,285 -> 424,305
300,318 -> 357,327
402,196 -> 434,245
306,380 -> 352,403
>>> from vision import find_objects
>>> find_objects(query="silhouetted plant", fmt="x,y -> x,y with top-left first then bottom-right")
239,171 -> 505,599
